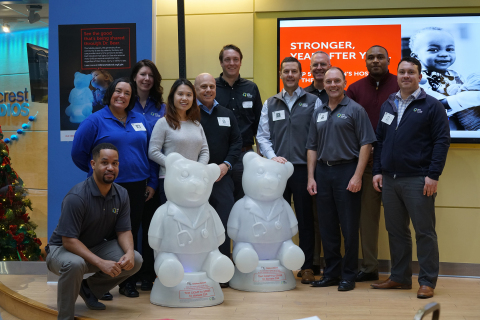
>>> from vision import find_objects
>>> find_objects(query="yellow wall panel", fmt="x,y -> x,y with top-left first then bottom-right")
157,0 -> 253,16
4,131 -> 47,190
255,0 -> 480,12
437,149 -> 480,208
185,13 -> 254,79
156,16 -> 180,80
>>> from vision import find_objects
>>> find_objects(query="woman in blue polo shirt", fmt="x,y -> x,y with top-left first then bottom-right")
72,77 -> 158,299
130,60 -> 166,292
131,59 -> 166,128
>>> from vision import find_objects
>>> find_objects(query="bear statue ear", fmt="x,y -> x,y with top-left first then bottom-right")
242,151 -> 259,165
207,163 -> 221,181
165,152 -> 184,170
284,161 -> 294,178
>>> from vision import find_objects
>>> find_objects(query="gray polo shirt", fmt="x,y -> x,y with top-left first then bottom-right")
49,176 -> 131,249
306,95 -> 376,162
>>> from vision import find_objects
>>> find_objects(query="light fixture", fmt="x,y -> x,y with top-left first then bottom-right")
26,5 -> 42,24
2,23 -> 10,33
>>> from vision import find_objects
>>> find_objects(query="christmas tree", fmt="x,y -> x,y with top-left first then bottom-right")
0,125 -> 43,261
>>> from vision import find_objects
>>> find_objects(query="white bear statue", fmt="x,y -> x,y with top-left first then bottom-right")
148,153 -> 235,307
65,72 -> 94,123
227,152 -> 305,292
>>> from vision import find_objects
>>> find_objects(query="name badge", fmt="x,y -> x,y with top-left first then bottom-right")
317,112 -> 328,122
242,101 -> 253,109
131,123 -> 146,131
381,112 -> 395,125
272,110 -> 286,121
217,117 -> 230,127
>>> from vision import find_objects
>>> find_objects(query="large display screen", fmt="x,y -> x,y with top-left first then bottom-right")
278,15 -> 480,143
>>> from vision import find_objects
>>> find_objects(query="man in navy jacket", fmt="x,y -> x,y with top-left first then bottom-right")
371,57 -> 450,299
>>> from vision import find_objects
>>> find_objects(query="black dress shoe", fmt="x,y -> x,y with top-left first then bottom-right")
119,283 -> 139,298
99,291 -> 113,301
355,271 -> 379,282
79,279 -> 106,310
220,282 -> 229,288
310,277 -> 340,287
140,280 -> 153,291
338,279 -> 355,291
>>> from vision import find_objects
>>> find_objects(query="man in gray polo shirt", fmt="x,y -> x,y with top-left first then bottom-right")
306,67 -> 376,291
46,143 -> 143,320
257,56 -> 321,284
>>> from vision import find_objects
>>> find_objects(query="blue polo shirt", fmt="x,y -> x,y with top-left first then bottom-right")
72,106 -> 159,189
132,96 -> 166,129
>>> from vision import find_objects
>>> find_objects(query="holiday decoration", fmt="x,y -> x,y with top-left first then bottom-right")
3,112 -> 38,145
0,125 -> 43,261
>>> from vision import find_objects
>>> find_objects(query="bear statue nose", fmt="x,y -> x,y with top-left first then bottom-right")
264,173 -> 279,188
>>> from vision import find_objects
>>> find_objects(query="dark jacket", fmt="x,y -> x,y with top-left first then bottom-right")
372,89 -> 450,180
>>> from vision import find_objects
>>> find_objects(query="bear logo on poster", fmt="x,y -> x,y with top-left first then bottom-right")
148,153 -> 234,289
65,72 -> 94,123
227,152 -> 305,274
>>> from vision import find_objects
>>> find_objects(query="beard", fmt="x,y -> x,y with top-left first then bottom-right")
102,172 -> 116,184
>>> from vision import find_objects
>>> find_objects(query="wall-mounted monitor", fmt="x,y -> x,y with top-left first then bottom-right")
278,14 -> 480,143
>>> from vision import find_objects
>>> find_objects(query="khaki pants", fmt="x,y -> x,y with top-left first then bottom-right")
359,164 -> 382,273
46,240 -> 142,320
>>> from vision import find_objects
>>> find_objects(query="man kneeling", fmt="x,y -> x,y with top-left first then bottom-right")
46,143 -> 143,320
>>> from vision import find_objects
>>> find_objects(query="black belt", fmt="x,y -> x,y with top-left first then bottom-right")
242,145 -> 253,152
320,159 -> 357,166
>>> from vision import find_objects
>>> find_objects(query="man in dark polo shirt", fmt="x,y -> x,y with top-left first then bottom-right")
346,45 -> 399,282
304,51 -> 331,104
46,143 -> 143,320
215,44 -> 262,201
302,50 -> 332,276
307,67 -> 376,291
257,56 -> 322,284
195,73 -> 242,288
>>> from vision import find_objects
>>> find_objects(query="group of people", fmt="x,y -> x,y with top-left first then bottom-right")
47,42 -> 450,320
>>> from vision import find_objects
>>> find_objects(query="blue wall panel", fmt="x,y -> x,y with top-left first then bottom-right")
48,1 -> 153,238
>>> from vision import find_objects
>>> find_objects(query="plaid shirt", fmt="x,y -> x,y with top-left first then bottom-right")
395,87 -> 422,126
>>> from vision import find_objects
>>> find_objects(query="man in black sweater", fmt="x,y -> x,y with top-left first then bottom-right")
195,73 -> 242,287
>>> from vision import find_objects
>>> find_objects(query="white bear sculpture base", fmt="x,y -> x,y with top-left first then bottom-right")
229,260 -> 296,292
150,272 -> 224,307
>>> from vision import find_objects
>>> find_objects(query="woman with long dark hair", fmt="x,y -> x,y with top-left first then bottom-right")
148,78 -> 209,200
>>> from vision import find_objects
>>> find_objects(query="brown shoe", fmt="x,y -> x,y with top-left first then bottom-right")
300,269 -> 315,284
417,285 -> 434,299
370,278 -> 412,289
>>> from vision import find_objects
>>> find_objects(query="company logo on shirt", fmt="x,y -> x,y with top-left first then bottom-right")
112,208 -> 119,214
413,108 -> 423,113
299,103 -> 308,108
337,113 -> 348,119
242,92 -> 253,98
150,112 -> 163,117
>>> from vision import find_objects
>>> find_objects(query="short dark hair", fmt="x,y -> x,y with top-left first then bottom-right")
219,44 -> 243,62
165,78 -> 200,130
130,59 -> 164,109
325,66 -> 346,81
409,27 -> 446,52
103,78 -> 136,112
367,45 -> 389,58
397,57 -> 422,74
280,56 -> 302,74
92,143 -> 118,160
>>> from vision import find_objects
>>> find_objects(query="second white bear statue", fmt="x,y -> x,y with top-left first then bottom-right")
148,153 -> 234,307
227,152 -> 305,292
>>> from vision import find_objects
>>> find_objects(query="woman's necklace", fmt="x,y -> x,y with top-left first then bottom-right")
115,115 -> 127,121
